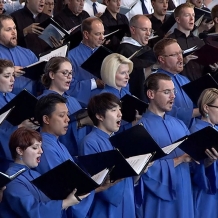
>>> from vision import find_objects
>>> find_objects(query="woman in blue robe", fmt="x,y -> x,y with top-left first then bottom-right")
38,57 -> 91,156
0,127 -> 83,218
79,93 -> 136,218
189,88 -> 218,218
34,93 -> 94,218
0,59 -> 37,172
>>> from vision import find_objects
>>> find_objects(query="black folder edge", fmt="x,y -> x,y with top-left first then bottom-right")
31,159 -> 111,199
0,90 -> 38,126
181,73 -> 218,105
69,108 -> 88,123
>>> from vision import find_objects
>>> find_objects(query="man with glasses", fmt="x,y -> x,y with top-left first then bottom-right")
154,37 -> 200,127
43,0 -> 54,17
117,14 -> 156,100
136,72 -> 195,218
168,3 -> 205,81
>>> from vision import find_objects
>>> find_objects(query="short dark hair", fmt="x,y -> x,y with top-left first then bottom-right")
41,56 -> 71,88
153,38 -> 177,58
144,72 -> 172,97
81,17 -> 102,33
88,93 -> 121,126
9,127 -> 42,160
35,93 -> 67,126
0,14 -> 13,30
0,59 -> 14,74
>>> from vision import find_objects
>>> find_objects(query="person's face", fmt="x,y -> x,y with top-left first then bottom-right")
0,0 -> 4,14
27,0 -> 45,14
176,7 -> 195,31
159,42 -> 183,74
148,79 -> 176,113
84,21 -> 104,48
0,19 -> 17,48
106,0 -> 121,14
43,103 -> 70,137
130,17 -> 152,46
43,0 -> 54,16
152,0 -> 168,16
68,0 -> 84,16
115,64 -> 130,89
49,61 -> 73,94
18,140 -> 43,168
204,98 -> 218,125
0,67 -> 15,93
190,0 -> 203,8
97,104 -> 122,135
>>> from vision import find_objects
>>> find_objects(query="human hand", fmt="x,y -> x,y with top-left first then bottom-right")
23,23 -> 44,36
204,147 -> 218,167
14,66 -> 25,77
184,54 -> 198,64
50,36 -> 63,48
95,78 -> 105,89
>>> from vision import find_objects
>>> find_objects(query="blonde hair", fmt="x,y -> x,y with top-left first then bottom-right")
100,53 -> 133,88
197,88 -> 218,117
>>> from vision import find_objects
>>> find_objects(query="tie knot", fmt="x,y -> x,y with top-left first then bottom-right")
93,2 -> 96,6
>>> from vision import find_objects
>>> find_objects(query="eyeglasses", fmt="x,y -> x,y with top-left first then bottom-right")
156,88 -> 177,95
132,26 -> 154,35
207,104 -> 218,109
162,51 -> 183,58
58,70 -> 73,77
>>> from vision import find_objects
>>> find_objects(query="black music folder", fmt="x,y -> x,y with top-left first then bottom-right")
69,108 -> 88,123
32,160 -> 110,199
0,168 -> 25,188
23,60 -> 47,81
160,12 -> 176,34
194,7 -> 212,23
80,46 -> 112,78
105,24 -> 130,41
109,125 -> 185,160
182,73 -> 218,105
179,126 -> 218,161
193,43 -> 218,65
77,149 -> 154,181
120,94 -> 148,122
0,90 -> 38,126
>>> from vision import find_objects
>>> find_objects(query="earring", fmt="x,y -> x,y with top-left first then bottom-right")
205,113 -> 209,118
19,155 -> 23,160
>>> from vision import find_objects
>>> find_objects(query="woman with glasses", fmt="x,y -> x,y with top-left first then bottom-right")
38,57 -> 92,156
189,88 -> 218,218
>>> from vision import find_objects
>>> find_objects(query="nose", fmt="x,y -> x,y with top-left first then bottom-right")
117,0 -> 121,6
11,75 -> 15,82
126,72 -> 129,79
118,109 -> 122,118
39,146 -> 43,154
66,115 -> 70,123
99,33 -> 104,40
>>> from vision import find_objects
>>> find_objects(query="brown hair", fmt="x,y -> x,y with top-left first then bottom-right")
41,56 -> 71,88
0,14 -> 13,30
153,38 -> 177,58
0,59 -> 14,74
9,127 -> 42,160
81,17 -> 103,33
211,5 -> 218,20
174,2 -> 194,18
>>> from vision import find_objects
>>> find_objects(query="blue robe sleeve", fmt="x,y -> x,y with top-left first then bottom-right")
3,180 -> 63,218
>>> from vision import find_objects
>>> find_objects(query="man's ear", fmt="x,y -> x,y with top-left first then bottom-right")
147,89 -> 155,100
158,55 -> 165,64
42,115 -> 50,125
175,16 -> 180,24
96,114 -> 104,122
83,31 -> 89,40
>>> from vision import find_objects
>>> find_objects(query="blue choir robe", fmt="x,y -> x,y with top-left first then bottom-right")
79,127 -> 136,218
136,110 -> 194,218
0,92 -> 17,172
0,163 -> 64,218
0,44 -> 38,95
67,43 -> 102,106
189,118 -> 218,218
36,132 -> 94,218
157,69 -> 194,127
38,89 -> 87,156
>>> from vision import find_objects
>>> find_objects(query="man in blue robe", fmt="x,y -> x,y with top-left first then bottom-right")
79,93 -> 136,218
153,38 -> 200,127
67,17 -> 105,107
0,14 -> 38,95
137,72 -> 194,218
34,93 -> 94,218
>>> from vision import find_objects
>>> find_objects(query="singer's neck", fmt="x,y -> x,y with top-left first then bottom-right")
177,26 -> 190,37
